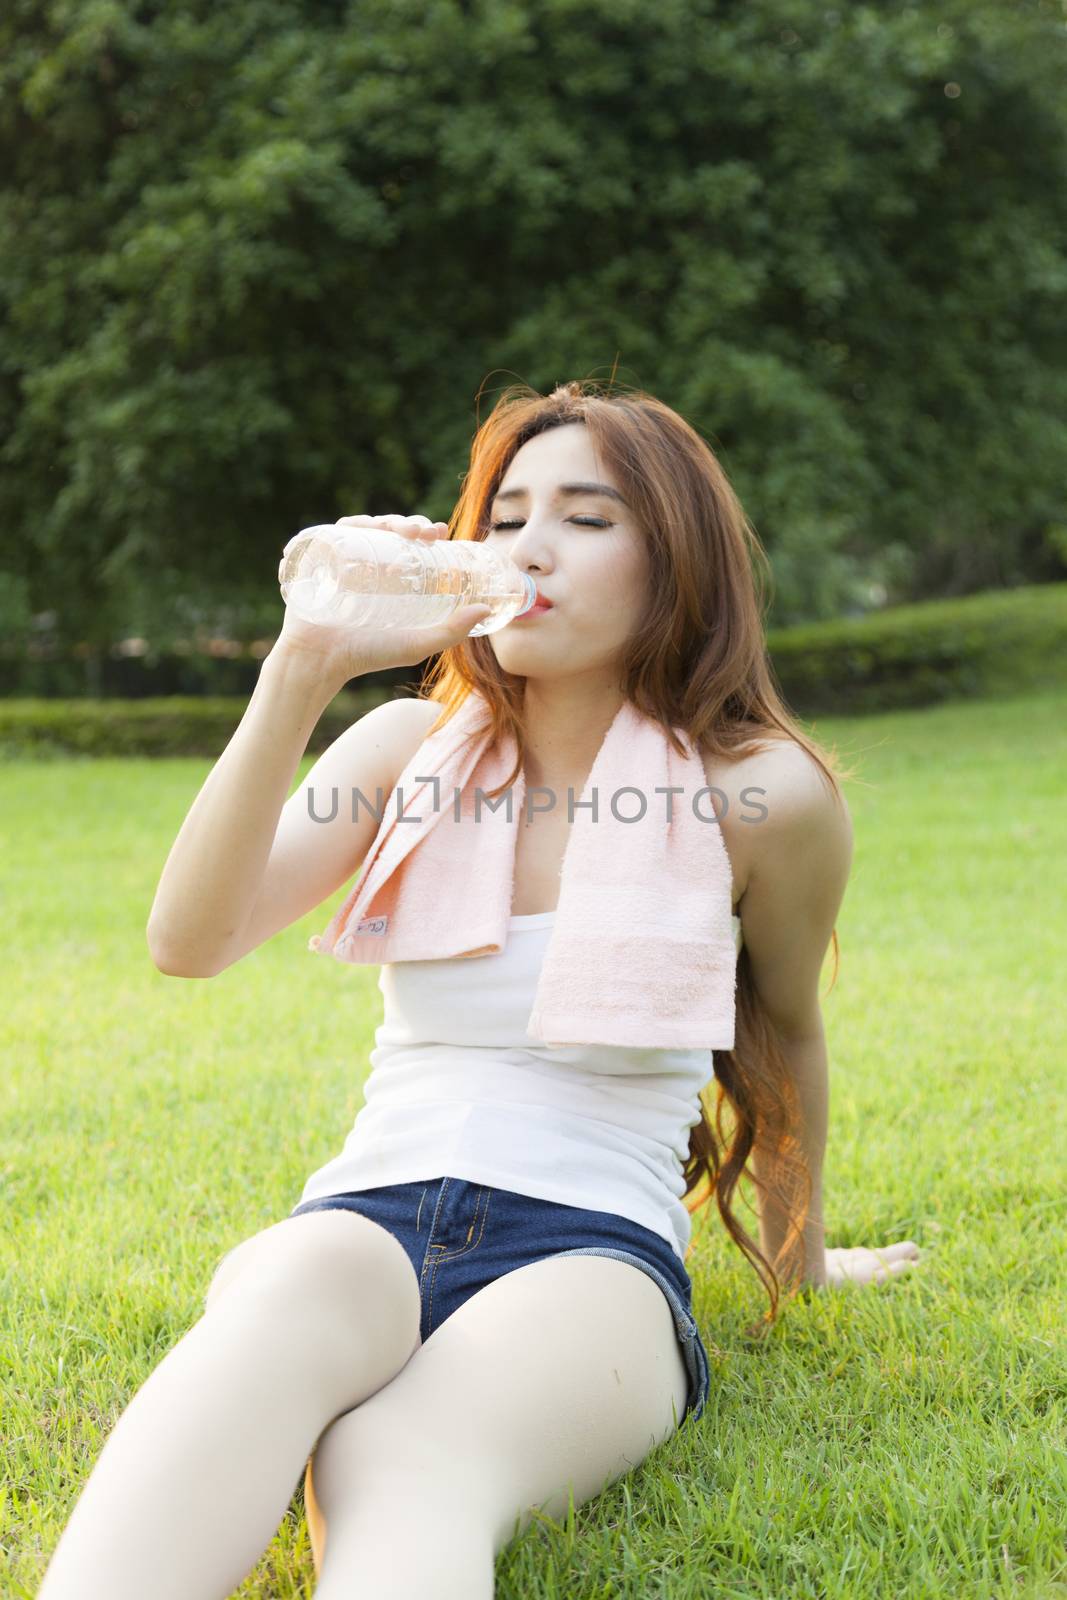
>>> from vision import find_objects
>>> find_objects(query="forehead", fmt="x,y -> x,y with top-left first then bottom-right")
490,478 -> 629,507
492,433 -> 627,507
495,423 -> 623,498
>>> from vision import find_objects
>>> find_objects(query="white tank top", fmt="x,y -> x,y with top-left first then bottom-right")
297,911 -> 743,1261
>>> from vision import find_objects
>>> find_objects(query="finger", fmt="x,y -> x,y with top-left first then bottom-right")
336,515 -> 448,540
454,604 -> 493,628
402,606 -> 492,657
391,608 -> 492,665
873,1261 -> 916,1284
397,519 -> 444,541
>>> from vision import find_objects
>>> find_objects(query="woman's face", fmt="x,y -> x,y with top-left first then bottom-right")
482,423 -> 649,684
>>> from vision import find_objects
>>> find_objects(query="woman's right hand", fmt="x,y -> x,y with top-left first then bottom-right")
273,514 -> 492,685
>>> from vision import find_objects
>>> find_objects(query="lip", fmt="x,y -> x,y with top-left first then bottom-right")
516,599 -> 554,619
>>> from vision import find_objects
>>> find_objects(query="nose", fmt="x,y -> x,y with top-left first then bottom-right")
504,517 -> 554,579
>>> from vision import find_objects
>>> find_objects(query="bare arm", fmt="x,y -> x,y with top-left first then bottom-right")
146,646 -> 352,977
753,1027 -> 830,1290
736,743 -> 854,1289
146,518 -> 494,979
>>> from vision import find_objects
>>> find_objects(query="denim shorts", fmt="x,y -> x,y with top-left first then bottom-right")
289,1175 -> 710,1428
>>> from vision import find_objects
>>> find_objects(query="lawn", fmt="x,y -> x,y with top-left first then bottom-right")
4,687 -> 1066,1598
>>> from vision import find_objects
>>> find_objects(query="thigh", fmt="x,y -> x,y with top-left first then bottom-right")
202,1208 -> 421,1370
308,1252 -> 690,1555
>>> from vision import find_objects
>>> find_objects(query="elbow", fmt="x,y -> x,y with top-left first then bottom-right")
146,924 -> 219,980
155,961 -> 217,981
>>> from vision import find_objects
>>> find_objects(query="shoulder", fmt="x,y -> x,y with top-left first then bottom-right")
359,693 -> 441,744
715,739 -> 853,1039
378,694 -> 443,734
700,734 -> 851,905
701,733 -> 843,824
364,695 -> 443,794
752,738 -> 844,823
739,736 -> 853,917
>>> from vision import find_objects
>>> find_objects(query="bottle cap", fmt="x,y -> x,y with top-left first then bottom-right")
514,572 -> 538,616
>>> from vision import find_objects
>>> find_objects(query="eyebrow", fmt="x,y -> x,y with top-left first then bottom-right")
491,480 -> 630,509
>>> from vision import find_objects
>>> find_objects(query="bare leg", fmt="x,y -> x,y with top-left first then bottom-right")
36,1211 -> 422,1600
308,1255 -> 690,1599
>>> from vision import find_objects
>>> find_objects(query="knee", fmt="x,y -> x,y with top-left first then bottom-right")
313,1411 -> 519,1557
313,1448 -> 507,1571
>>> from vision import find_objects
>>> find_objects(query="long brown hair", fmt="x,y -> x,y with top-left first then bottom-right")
418,378 -> 854,1338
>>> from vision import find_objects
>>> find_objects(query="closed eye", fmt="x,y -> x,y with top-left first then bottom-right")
488,517 -> 612,531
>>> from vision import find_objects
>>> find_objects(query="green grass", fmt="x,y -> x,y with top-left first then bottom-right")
4,687 -> 1066,1598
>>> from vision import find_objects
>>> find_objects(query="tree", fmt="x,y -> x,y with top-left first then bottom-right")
1,0 -> 1065,664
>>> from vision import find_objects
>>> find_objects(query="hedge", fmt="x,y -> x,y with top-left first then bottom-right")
1,585 -> 1064,758
0,685 -> 397,760
764,583 -> 1067,715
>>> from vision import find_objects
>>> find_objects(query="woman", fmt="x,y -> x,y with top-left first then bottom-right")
38,381 -> 922,1600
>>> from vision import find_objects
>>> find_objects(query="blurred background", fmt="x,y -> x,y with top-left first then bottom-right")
1,0 -> 1065,734
7,8 -> 1067,1595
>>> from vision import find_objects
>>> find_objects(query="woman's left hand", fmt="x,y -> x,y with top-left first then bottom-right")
825,1240 -> 924,1288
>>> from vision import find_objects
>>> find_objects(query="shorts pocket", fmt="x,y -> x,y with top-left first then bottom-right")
427,1184 -> 491,1262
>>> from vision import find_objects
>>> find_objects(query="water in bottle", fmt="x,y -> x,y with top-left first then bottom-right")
278,523 -> 537,637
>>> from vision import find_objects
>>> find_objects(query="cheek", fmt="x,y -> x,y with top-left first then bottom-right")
587,532 -> 644,590
601,547 -> 649,617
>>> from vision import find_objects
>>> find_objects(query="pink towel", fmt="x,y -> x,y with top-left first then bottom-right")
308,692 -> 738,1049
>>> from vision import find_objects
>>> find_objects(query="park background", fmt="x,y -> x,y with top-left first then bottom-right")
3,2 -> 1065,1597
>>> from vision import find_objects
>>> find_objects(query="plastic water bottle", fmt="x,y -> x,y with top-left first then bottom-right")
277,522 -> 537,637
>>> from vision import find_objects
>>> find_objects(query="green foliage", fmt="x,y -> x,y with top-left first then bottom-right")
1,0 -> 1066,655
3,584 -> 1064,754
765,581 -> 1067,715
0,684 -> 392,758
